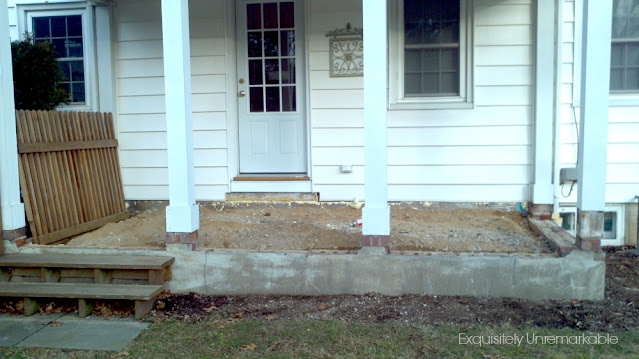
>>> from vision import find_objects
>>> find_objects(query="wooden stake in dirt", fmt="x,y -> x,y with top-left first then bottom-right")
16,110 -> 129,245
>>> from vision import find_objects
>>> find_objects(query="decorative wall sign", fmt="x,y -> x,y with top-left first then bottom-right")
326,23 -> 363,77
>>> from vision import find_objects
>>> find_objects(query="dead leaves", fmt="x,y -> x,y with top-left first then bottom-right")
48,321 -> 63,327
318,303 -> 328,311
240,343 -> 258,351
204,305 -> 218,313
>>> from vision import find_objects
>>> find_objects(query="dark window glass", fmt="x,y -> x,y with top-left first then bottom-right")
248,32 -> 263,57
265,86 -> 280,111
250,87 -> 264,112
263,3 -> 278,29
264,31 -> 279,56
249,60 -> 263,85
282,86 -> 296,111
280,2 -> 294,28
247,4 -> 262,30
264,59 -> 279,84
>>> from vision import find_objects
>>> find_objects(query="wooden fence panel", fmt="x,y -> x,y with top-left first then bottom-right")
16,110 -> 129,245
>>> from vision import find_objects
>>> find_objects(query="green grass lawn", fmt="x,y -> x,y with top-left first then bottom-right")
2,319 -> 638,358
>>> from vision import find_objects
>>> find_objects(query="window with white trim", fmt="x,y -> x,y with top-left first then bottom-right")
22,6 -> 95,109
610,0 -> 639,92
390,0 -> 472,109
31,14 -> 86,103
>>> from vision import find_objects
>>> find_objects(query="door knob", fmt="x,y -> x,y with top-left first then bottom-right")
239,90 -> 246,97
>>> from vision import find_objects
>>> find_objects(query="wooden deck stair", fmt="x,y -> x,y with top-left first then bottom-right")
0,253 -> 174,319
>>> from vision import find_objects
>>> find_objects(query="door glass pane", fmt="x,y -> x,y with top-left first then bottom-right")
266,87 -> 280,111
247,4 -> 262,30
263,3 -> 278,29
264,31 -> 279,56
281,58 -> 295,84
248,32 -> 262,57
280,31 -> 295,56
250,87 -> 264,112
265,59 -> 279,84
282,86 -> 296,111
280,2 -> 294,28
249,60 -> 263,85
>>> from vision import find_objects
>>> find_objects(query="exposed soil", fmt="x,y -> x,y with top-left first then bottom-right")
149,248 -> 639,332
2,248 -> 636,332
66,202 -> 552,254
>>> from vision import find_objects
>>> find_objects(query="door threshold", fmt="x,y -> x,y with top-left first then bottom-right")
233,175 -> 310,182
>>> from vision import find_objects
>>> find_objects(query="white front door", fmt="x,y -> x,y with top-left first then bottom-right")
236,0 -> 307,174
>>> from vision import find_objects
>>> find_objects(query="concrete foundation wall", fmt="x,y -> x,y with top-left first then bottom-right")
17,247 -> 605,300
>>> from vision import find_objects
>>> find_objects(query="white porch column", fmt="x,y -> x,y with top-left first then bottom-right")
0,0 -> 26,239
161,0 -> 199,249
361,0 -> 390,248
531,0 -> 556,214
576,0 -> 613,251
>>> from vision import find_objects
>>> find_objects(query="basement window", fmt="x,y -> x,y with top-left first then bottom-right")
558,205 -> 625,246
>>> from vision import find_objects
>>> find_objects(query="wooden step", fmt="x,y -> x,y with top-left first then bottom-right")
0,254 -> 174,270
0,282 -> 162,319
0,254 -> 174,285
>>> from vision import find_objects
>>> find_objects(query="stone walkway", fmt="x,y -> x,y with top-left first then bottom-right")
0,313 -> 148,351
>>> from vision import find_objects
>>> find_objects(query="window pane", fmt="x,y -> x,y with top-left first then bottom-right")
440,48 -> 459,71
67,37 -> 83,58
52,38 -> 67,57
422,73 -> 439,94
629,43 -> 639,65
70,60 -> 84,82
603,212 -> 617,239
627,68 -> 639,89
248,32 -> 262,57
280,30 -> 295,56
58,62 -> 71,81
440,72 -> 459,94
404,73 -> 421,95
247,4 -> 262,30
266,86 -> 280,111
282,86 -> 296,111
33,18 -> 50,38
263,3 -> 278,29
264,31 -> 279,57
51,17 -> 66,37
67,16 -> 82,36
71,82 -> 85,103
611,44 -> 625,67
405,50 -> 422,72
59,83 -> 70,97
265,59 -> 279,84
249,60 -> 263,85
610,68 -> 625,90
250,87 -> 264,112
280,2 -> 294,28
281,58 -> 295,84
421,50 -> 438,70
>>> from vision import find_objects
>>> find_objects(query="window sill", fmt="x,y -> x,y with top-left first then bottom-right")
609,94 -> 639,107
389,100 -> 474,110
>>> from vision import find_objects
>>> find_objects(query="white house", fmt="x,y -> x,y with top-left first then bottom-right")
0,0 -> 637,249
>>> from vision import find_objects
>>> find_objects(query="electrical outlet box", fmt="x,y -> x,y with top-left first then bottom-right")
560,167 -> 578,184
339,165 -> 353,173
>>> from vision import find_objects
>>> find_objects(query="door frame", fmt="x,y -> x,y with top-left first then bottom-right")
225,0 -> 312,186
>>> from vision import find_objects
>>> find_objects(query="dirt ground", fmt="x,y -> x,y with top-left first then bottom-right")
150,248 -> 639,332
64,202 -> 552,253
2,248 -> 636,332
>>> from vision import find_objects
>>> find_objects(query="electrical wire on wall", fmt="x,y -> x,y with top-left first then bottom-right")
561,107 -> 580,198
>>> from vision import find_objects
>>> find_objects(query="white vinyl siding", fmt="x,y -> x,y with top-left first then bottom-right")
114,0 -> 229,200
561,0 -> 639,204
308,0 -> 533,202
